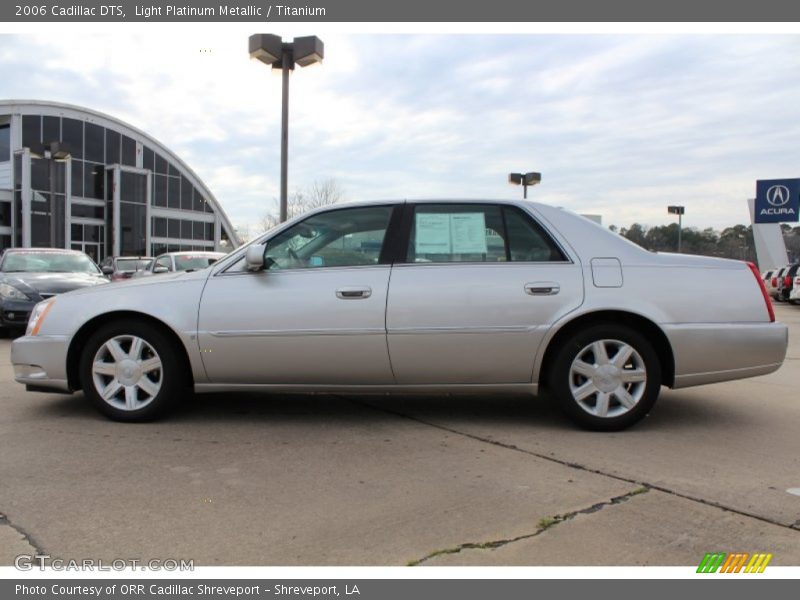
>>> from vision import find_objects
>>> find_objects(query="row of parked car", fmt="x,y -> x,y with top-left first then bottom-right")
762,263 -> 800,304
0,247 -> 224,336
99,252 -> 226,282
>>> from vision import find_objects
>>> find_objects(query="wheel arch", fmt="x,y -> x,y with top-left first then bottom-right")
537,310 -> 675,389
66,311 -> 194,391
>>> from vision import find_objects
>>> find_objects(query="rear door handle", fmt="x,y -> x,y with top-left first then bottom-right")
336,287 -> 372,299
525,282 -> 560,296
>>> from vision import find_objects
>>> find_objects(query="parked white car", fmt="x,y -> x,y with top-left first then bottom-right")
134,251 -> 226,277
11,199 -> 787,430
764,268 -> 780,299
789,273 -> 800,304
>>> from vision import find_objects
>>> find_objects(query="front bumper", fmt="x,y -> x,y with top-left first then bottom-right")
0,298 -> 35,328
665,321 -> 788,388
10,334 -> 72,393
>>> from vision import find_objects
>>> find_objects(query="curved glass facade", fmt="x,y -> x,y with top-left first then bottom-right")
0,101 -> 238,262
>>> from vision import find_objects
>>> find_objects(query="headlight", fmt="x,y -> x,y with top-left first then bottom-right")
0,282 -> 30,300
26,299 -> 55,336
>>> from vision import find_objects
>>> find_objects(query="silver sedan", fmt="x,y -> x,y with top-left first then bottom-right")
11,199 -> 788,430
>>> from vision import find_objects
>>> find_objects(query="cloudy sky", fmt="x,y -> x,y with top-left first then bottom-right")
1,32 -> 799,235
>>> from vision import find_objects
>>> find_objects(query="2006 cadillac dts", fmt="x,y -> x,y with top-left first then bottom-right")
11,199 -> 788,430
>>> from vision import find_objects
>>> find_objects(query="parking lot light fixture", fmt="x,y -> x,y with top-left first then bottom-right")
508,172 -> 541,199
249,33 -> 324,223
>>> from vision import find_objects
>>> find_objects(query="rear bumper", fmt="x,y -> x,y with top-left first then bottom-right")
664,322 -> 788,388
10,334 -> 72,393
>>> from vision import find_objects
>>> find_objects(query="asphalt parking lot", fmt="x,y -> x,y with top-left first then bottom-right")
1,305 -> 799,567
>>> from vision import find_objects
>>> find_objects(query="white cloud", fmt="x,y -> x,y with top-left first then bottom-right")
1,33 -> 799,233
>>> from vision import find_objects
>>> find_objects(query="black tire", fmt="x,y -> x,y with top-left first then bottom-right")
79,319 -> 187,422
550,323 -> 662,431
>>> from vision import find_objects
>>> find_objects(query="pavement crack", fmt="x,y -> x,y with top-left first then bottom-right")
0,510 -> 46,555
407,486 -> 650,566
346,397 -> 800,535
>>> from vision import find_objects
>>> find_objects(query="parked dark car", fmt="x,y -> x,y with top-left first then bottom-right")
0,248 -> 108,336
100,256 -> 154,281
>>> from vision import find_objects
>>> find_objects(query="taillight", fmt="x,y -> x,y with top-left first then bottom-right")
784,276 -> 792,288
771,277 -> 778,287
747,262 -> 775,322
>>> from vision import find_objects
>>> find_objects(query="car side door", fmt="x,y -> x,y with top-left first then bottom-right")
197,204 -> 399,385
385,202 -> 584,384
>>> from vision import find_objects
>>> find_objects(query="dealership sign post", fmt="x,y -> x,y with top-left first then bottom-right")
755,179 -> 800,223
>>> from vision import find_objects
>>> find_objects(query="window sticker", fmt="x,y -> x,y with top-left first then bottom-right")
415,212 -> 487,254
415,213 -> 452,253
450,213 -> 488,254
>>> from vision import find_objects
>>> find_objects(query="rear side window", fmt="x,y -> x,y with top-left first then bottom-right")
406,204 -> 566,264
504,207 -> 567,262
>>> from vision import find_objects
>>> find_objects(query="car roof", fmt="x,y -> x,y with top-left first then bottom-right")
326,198 -> 540,209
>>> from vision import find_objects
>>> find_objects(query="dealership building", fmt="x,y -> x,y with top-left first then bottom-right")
0,100 -> 238,261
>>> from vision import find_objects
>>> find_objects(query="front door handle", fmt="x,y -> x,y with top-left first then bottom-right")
336,286 -> 372,299
525,282 -> 560,296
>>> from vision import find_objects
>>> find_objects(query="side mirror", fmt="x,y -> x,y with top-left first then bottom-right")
153,266 -> 169,274
245,244 -> 266,271
101,266 -> 114,275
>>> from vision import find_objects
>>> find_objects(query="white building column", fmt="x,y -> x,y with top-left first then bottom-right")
20,148 -> 31,247
112,165 -> 121,256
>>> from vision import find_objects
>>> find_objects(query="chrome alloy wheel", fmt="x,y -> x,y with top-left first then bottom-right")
91,335 -> 163,411
568,339 -> 647,418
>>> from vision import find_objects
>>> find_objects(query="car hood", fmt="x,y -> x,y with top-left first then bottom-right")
0,271 -> 109,296
63,268 -> 208,297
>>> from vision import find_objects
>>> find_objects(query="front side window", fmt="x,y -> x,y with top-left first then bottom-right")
264,205 -> 393,270
407,204 -> 566,264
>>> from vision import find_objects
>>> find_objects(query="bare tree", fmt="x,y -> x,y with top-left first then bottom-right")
257,179 -> 345,233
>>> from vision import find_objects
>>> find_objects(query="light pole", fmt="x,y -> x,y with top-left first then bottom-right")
667,205 -> 685,253
508,171 -> 541,199
249,33 -> 324,223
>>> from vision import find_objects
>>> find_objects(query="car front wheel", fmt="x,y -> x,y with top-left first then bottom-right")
550,324 -> 662,431
79,320 -> 185,421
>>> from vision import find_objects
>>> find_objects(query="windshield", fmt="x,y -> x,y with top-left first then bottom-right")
1,252 -> 100,274
173,255 -> 220,271
116,258 -> 153,272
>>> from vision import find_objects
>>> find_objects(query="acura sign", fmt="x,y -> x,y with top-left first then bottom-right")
755,179 -> 800,223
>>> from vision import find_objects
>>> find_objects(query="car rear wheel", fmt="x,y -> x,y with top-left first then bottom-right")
550,324 -> 661,431
79,320 -> 185,421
